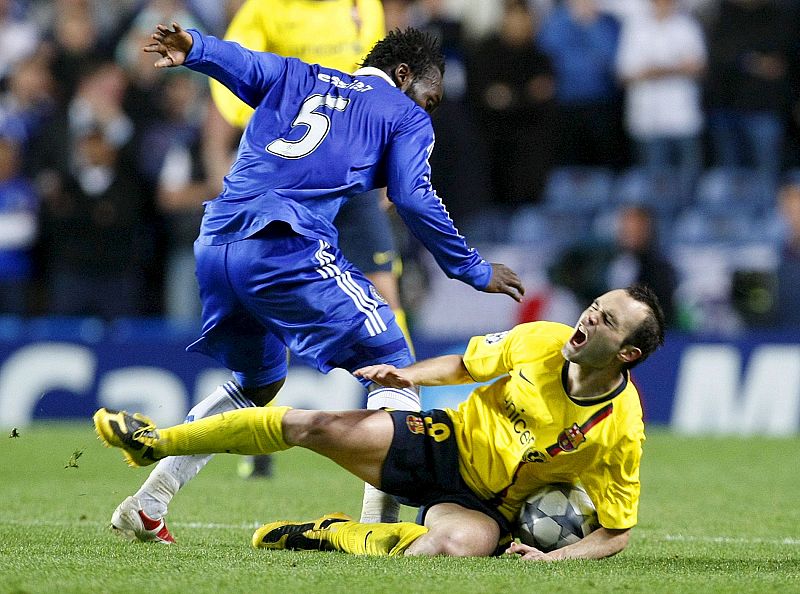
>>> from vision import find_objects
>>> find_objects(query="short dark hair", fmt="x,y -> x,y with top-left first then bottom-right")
361,28 -> 445,80
622,284 -> 666,369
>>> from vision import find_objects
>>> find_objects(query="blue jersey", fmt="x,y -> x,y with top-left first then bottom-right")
184,30 -> 492,290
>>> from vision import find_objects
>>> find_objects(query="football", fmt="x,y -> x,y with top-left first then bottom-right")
517,483 -> 599,552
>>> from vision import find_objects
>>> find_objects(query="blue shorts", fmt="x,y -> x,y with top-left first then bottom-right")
382,409 -> 514,552
334,189 -> 396,275
187,223 -> 413,388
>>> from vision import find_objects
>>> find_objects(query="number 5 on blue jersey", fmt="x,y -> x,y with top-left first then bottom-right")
267,94 -> 350,159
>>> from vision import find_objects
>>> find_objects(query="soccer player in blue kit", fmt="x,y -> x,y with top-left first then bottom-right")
108,22 -> 524,544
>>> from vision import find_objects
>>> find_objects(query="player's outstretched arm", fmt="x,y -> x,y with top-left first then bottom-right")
355,354 -> 473,388
143,22 -> 193,68
506,527 -> 631,561
482,263 -> 525,302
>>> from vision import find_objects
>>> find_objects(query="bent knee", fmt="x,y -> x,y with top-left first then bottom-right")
407,526 -> 498,557
281,410 -> 339,446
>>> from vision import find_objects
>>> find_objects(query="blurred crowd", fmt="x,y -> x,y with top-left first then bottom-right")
1,0 -> 800,333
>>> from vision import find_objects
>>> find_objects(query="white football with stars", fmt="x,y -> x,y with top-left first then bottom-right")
517,483 -> 599,552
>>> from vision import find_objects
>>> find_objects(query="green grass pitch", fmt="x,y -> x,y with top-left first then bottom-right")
1,422 -> 798,594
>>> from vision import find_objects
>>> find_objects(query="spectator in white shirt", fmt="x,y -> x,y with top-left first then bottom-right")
615,0 -> 706,198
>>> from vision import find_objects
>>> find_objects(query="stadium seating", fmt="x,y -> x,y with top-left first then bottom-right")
514,164 -> 786,333
672,208 -> 757,245
542,166 -> 614,215
694,167 -> 776,214
610,167 -> 690,215
508,205 -> 593,255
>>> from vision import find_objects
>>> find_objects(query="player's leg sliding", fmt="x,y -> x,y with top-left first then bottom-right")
94,404 -> 292,465
97,401 -> 292,541
253,517 -> 428,556
360,386 -> 420,524
104,381 -> 258,542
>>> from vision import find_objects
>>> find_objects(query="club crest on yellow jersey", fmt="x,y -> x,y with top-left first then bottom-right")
557,424 -> 586,452
405,414 -> 425,435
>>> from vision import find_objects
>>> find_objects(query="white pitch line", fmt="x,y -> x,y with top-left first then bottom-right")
176,520 -> 262,530
3,519 -> 799,547
658,534 -> 800,546
0,518 -> 261,530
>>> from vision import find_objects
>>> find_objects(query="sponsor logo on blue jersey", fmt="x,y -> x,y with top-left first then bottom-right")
317,73 -> 374,92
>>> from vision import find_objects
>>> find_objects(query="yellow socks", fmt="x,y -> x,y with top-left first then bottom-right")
317,520 -> 428,556
392,307 -> 415,356
156,406 -> 292,458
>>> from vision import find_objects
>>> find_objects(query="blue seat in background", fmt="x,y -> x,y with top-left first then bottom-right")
694,167 -> 776,214
672,207 -> 757,245
509,205 -> 594,252
611,167 -> 688,215
542,166 -> 614,214
455,207 -> 515,244
754,206 -> 788,246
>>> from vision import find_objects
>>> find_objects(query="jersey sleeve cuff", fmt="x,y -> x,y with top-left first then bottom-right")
183,29 -> 206,66
466,261 -> 493,290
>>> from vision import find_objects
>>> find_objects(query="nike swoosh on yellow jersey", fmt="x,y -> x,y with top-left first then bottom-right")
519,370 -> 535,386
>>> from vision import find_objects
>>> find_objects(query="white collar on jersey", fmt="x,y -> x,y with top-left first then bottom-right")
351,66 -> 396,87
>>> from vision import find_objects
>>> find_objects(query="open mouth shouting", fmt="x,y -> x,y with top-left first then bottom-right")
569,322 -> 588,350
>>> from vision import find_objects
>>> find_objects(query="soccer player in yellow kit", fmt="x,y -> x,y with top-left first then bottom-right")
95,285 -> 665,560
210,0 -> 386,127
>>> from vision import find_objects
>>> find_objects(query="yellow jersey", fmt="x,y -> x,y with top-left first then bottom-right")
445,322 -> 645,530
211,0 -> 385,128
